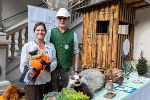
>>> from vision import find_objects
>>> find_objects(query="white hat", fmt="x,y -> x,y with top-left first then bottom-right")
56,8 -> 70,17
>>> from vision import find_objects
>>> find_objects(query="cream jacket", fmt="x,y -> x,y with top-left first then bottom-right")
20,41 -> 57,85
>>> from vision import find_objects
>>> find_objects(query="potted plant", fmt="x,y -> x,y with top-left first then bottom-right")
136,51 -> 148,75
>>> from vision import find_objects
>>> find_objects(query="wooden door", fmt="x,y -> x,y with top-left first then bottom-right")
95,4 -> 119,70
81,3 -> 119,70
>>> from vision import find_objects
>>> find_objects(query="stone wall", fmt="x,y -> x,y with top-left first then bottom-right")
0,33 -> 10,80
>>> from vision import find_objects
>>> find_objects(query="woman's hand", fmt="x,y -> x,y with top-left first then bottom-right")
28,70 -> 34,78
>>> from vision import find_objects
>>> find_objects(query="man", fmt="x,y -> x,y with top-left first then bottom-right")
45,8 -> 79,91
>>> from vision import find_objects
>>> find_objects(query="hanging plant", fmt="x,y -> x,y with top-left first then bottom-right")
136,50 -> 148,75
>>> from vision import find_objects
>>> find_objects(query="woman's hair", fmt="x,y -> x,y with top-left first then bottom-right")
33,22 -> 47,33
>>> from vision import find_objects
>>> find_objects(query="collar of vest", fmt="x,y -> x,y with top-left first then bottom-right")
57,27 -> 70,34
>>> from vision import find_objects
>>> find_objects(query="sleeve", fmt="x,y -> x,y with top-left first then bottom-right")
19,43 -> 29,73
50,44 -> 57,72
44,30 -> 51,43
73,32 -> 79,54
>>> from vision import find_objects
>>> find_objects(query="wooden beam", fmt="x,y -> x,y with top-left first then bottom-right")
135,4 -> 150,9
128,0 -> 144,6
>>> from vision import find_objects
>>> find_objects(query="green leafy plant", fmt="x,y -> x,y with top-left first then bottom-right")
56,88 -> 77,100
43,88 -> 89,100
43,92 -> 59,100
136,51 -> 148,75
66,91 -> 89,100
56,88 -> 89,100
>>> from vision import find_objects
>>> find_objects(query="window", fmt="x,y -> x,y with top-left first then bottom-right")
96,21 -> 109,33
118,22 -> 129,35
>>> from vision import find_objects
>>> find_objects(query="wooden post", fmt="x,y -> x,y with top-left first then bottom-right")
111,2 -> 119,69
108,4 -> 114,69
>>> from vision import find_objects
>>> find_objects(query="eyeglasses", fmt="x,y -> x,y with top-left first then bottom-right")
57,17 -> 68,20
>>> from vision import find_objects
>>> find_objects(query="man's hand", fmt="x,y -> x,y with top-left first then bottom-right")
74,71 -> 79,75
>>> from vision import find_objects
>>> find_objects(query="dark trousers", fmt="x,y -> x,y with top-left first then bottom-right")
25,81 -> 52,100
51,66 -> 74,92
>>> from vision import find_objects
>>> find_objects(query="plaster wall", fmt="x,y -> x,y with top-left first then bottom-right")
134,7 -> 150,65
72,22 -> 83,44
72,22 -> 83,70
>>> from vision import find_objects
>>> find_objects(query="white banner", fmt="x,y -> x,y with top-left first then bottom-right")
28,5 -> 57,41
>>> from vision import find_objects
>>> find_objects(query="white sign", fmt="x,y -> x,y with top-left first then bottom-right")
28,5 -> 57,41
123,39 -> 130,56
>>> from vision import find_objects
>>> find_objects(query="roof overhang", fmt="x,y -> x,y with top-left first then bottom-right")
74,0 -> 150,12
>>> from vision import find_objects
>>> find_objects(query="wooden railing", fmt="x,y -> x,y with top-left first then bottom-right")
5,18 -> 28,60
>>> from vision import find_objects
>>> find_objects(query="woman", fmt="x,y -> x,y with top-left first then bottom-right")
19,22 -> 57,100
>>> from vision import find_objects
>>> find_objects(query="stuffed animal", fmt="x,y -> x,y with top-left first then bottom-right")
104,68 -> 124,85
105,80 -> 114,92
111,68 -> 124,85
0,85 -> 25,100
67,68 -> 105,99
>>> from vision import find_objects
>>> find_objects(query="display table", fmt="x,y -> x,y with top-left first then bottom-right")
93,77 -> 150,100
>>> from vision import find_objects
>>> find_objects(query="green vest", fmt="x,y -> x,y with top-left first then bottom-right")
50,28 -> 74,69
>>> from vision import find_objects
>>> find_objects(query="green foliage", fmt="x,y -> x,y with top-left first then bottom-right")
136,51 -> 148,75
43,88 -> 89,100
66,91 -> 89,100
55,88 -> 89,100
56,88 -> 77,100
43,92 -> 59,100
